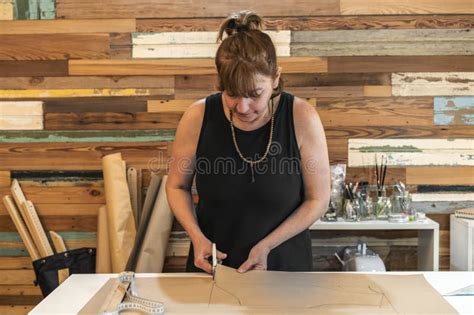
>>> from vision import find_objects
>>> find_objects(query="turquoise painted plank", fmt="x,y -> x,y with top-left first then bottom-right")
39,0 -> 54,19
434,96 -> 474,125
0,231 -> 96,241
0,231 -> 96,256
13,0 -> 55,19
0,130 -> 176,143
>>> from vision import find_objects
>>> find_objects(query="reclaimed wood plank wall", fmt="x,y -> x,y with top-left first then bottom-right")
0,0 -> 473,312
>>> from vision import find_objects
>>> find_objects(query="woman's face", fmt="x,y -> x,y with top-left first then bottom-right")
223,72 -> 280,125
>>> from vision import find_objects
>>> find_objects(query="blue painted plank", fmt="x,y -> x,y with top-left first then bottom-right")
434,96 -> 474,125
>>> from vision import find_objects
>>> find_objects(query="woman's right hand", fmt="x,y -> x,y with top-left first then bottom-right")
192,235 -> 227,273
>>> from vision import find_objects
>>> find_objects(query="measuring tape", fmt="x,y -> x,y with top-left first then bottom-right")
100,272 -> 165,315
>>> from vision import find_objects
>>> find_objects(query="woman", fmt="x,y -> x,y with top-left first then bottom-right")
166,10 -> 330,273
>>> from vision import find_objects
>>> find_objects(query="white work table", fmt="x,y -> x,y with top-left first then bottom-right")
310,218 -> 440,271
30,271 -> 474,315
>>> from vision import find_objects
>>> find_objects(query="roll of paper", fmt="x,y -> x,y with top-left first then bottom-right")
135,175 -> 174,273
102,153 -> 136,273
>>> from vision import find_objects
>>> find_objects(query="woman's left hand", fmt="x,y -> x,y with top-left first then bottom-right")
237,243 -> 270,273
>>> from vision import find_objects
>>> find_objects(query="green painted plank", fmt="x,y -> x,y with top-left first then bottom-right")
0,248 -> 28,256
0,129 -> 176,143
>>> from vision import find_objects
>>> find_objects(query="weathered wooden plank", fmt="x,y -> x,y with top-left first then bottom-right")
175,73 -> 391,90
44,112 -> 182,130
0,171 -> 10,187
69,57 -> 328,76
0,18 -> 135,34
0,186 -> 104,203
0,76 -> 173,89
0,130 -> 175,142
407,167 -> 474,185
0,0 -> 13,20
287,86 -> 391,98
0,203 -> 100,216
413,201 -> 474,214
316,97 -> 432,126
0,215 -> 98,232
136,15 -> 474,32
0,304 -> 35,314
328,56 -> 474,73
393,72 -> 474,96
0,101 -> 42,115
38,0 -> 55,19
56,0 -> 339,19
434,97 -> 474,126
0,116 -> 42,130
348,139 -> 474,167
0,60 -> 68,77
0,270 -> 34,285
133,31 -> 291,58
412,192 -> 474,202
325,125 -> 474,139
0,231 -> 96,244
43,97 -> 148,113
292,29 -> 474,56
134,43 -> 289,58
0,284 -> 41,296
0,34 -> 110,60
0,88 -> 173,99
0,141 -> 171,170
417,185 -> 474,193
147,99 -> 194,112
340,0 -> 474,15
14,0 -> 54,19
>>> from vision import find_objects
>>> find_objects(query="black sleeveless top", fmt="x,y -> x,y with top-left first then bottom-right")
185,91 -> 313,272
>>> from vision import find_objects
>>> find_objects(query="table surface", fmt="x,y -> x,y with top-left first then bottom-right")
310,217 -> 439,230
30,271 -> 474,315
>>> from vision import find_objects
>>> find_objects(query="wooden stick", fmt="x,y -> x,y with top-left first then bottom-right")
21,200 -> 54,258
49,231 -> 67,253
2,196 -> 40,261
127,167 -> 138,228
49,231 -> 69,284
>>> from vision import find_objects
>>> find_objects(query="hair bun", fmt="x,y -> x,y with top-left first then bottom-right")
217,10 -> 263,42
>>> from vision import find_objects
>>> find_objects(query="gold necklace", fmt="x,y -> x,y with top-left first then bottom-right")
229,97 -> 275,183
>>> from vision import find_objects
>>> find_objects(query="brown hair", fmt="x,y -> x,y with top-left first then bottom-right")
215,10 -> 283,98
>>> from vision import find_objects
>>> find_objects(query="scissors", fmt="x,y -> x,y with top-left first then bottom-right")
212,243 -> 217,280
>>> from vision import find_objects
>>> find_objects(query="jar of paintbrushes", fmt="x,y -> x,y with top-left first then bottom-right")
375,154 -> 390,219
389,181 -> 414,223
343,182 -> 359,221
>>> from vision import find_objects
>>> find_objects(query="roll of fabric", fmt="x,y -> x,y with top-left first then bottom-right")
135,175 -> 174,273
102,152 -> 136,273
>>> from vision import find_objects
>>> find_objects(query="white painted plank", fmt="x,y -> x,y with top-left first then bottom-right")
412,193 -> 474,202
0,1 -> 13,20
348,139 -> 474,167
134,43 -> 290,58
393,72 -> 474,96
133,31 -> 291,58
0,115 -> 43,130
132,31 -> 291,45
0,101 -> 43,115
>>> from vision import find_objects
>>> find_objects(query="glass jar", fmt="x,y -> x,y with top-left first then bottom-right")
343,198 -> 359,222
374,188 -> 390,220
